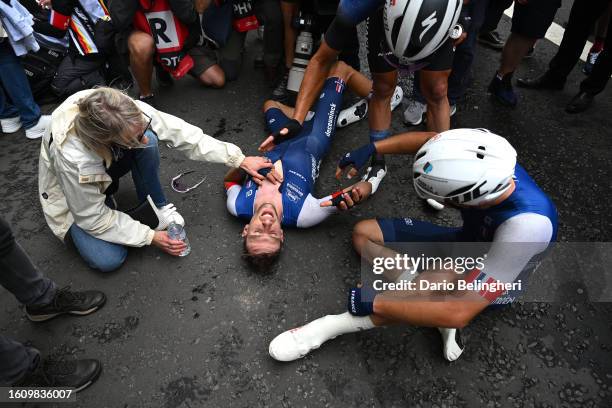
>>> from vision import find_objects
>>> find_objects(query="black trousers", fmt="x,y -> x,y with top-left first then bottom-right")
50,54 -> 105,97
548,0 -> 612,95
480,0 -> 513,34
0,217 -> 56,385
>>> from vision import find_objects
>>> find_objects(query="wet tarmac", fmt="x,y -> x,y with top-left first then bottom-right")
1,3 -> 611,407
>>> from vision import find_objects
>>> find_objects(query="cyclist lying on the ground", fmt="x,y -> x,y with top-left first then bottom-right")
223,61 -> 376,265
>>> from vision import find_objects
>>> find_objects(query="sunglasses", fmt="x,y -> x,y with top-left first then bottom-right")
171,170 -> 206,193
138,112 -> 153,144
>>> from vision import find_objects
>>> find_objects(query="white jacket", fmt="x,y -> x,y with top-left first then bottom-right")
39,89 -> 246,247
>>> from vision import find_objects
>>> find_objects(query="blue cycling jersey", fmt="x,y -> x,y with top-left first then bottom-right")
377,163 -> 558,305
227,77 -> 346,227
460,164 -> 558,242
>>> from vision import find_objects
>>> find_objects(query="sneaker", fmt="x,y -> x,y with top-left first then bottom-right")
403,100 -> 457,125
26,286 -> 106,322
147,195 -> 185,231
155,66 -> 173,87
488,73 -> 517,107
403,99 -> 427,125
25,115 -> 51,139
478,31 -> 504,50
336,86 -> 403,128
139,94 -> 158,109
15,356 -> 102,392
337,99 -> 368,128
582,50 -> 600,75
271,71 -> 289,102
1,116 -> 22,133
362,155 -> 387,194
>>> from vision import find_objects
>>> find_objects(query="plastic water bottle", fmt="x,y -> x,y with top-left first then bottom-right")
167,222 -> 191,257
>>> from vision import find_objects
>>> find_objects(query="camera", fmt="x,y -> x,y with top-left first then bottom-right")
286,13 -> 316,95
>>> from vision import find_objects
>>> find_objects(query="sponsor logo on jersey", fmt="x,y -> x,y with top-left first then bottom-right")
310,155 -> 321,181
286,182 -> 304,203
325,103 -> 337,137
404,218 -> 413,226
288,170 -> 306,182
419,11 -> 437,43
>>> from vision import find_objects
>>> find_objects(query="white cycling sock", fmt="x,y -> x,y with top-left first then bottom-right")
438,328 -> 464,361
301,312 -> 376,347
269,312 -> 376,361
394,268 -> 464,362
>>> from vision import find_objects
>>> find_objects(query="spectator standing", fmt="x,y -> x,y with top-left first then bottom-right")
0,216 -> 105,391
487,0 -> 561,107
517,0 -> 612,113
0,0 -> 50,139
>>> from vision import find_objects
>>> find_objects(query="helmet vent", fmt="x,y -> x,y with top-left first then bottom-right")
415,151 -> 427,161
476,145 -> 486,159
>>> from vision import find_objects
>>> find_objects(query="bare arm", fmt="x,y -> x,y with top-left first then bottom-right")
372,270 -> 490,328
292,41 -> 340,123
373,131 -> 437,155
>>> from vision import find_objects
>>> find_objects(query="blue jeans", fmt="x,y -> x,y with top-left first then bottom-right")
0,42 -> 41,129
69,131 -> 167,272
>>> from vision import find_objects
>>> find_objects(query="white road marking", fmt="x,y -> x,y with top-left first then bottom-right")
504,4 -> 592,61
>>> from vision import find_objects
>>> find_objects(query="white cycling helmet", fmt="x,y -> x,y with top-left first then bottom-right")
413,128 -> 517,206
384,0 -> 463,63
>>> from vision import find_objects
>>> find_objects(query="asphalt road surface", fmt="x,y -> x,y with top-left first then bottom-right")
1,4 -> 611,408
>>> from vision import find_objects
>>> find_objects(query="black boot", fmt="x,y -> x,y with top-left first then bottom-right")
565,91 -> 594,113
516,72 -> 564,90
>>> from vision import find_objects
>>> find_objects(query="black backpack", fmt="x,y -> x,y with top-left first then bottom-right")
21,44 -> 66,105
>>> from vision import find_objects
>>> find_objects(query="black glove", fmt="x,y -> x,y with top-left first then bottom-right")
272,119 -> 303,145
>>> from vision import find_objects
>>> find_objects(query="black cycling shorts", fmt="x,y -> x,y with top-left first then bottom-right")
366,6 -> 454,73
511,0 -> 562,39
